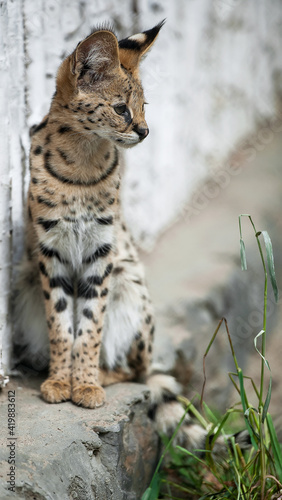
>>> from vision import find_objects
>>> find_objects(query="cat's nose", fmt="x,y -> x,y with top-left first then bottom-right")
134,125 -> 149,140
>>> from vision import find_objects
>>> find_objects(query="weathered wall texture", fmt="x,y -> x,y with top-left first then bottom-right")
1,0 -> 282,374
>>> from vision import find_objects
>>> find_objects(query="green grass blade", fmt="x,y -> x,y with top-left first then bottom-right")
254,329 -> 272,421
266,414 -> 282,482
202,401 -> 218,425
210,412 -> 231,447
238,370 -> 258,450
262,377 -> 272,423
141,487 -> 152,500
151,475 -> 161,499
261,230 -> 279,302
163,479 -> 199,495
240,238 -> 247,270
244,407 -> 260,441
141,474 -> 161,500
176,446 -> 207,466
238,369 -> 247,413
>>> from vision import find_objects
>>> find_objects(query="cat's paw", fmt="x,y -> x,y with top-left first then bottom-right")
41,379 -> 71,403
72,384 -> 106,408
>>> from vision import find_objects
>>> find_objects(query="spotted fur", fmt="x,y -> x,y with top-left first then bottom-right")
14,22 -> 165,409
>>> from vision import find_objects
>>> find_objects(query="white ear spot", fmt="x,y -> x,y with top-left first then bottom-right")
129,33 -> 147,43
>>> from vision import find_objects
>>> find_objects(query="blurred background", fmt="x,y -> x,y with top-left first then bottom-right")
1,0 -> 282,413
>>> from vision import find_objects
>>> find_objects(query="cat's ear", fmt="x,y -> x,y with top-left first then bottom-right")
118,20 -> 165,75
71,29 -> 120,81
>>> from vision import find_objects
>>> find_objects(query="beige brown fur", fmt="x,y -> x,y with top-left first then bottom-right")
15,23 -> 163,409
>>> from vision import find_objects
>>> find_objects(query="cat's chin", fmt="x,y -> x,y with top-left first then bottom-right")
113,138 -> 144,149
118,141 -> 141,149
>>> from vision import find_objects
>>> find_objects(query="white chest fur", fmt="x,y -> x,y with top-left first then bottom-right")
38,215 -> 115,270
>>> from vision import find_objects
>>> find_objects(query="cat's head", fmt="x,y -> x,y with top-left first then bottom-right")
55,21 -> 165,148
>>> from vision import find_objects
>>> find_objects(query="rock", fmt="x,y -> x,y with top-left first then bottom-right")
0,378 -> 159,500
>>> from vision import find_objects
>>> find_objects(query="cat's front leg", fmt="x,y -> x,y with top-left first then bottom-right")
38,256 -> 74,403
71,259 -> 113,408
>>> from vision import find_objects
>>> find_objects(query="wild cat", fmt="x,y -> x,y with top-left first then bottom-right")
14,21 -> 248,451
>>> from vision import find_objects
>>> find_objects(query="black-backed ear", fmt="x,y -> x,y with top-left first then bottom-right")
118,19 -> 165,75
71,29 -> 120,82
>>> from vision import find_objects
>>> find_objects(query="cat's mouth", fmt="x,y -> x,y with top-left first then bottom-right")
111,132 -> 145,148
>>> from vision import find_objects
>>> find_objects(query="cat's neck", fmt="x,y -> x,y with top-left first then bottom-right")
41,106 -> 118,185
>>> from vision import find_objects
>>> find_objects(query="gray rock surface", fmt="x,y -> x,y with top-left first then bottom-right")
0,378 -> 159,500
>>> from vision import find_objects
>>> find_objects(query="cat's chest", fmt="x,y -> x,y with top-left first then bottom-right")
38,196 -> 116,267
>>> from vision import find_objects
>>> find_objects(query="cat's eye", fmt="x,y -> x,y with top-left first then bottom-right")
113,104 -> 127,115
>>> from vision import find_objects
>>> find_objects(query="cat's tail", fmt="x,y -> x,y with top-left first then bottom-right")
146,373 -> 250,453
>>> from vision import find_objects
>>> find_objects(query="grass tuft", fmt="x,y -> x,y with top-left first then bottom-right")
142,215 -> 281,500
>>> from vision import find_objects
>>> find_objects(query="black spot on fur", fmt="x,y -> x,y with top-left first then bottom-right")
39,243 -> 68,264
78,329 -> 83,336
37,196 -> 57,208
138,340 -> 145,351
83,308 -> 94,320
77,280 -> 98,300
145,314 -> 152,324
58,125 -> 73,134
133,279 -> 142,285
28,206 -> 32,221
83,243 -> 112,265
32,118 -> 48,134
37,217 -> 59,232
45,133 -> 52,145
105,263 -> 113,276
136,354 -> 142,364
39,261 -> 48,277
49,276 -> 74,296
57,148 -> 75,165
34,145 -> 43,155
96,216 -> 113,225
55,298 -> 67,313
100,288 -> 108,297
113,266 -> 124,275
87,275 -> 104,286
43,290 -> 50,300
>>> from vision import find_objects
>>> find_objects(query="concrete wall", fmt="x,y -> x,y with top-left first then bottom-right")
1,0 -> 282,376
